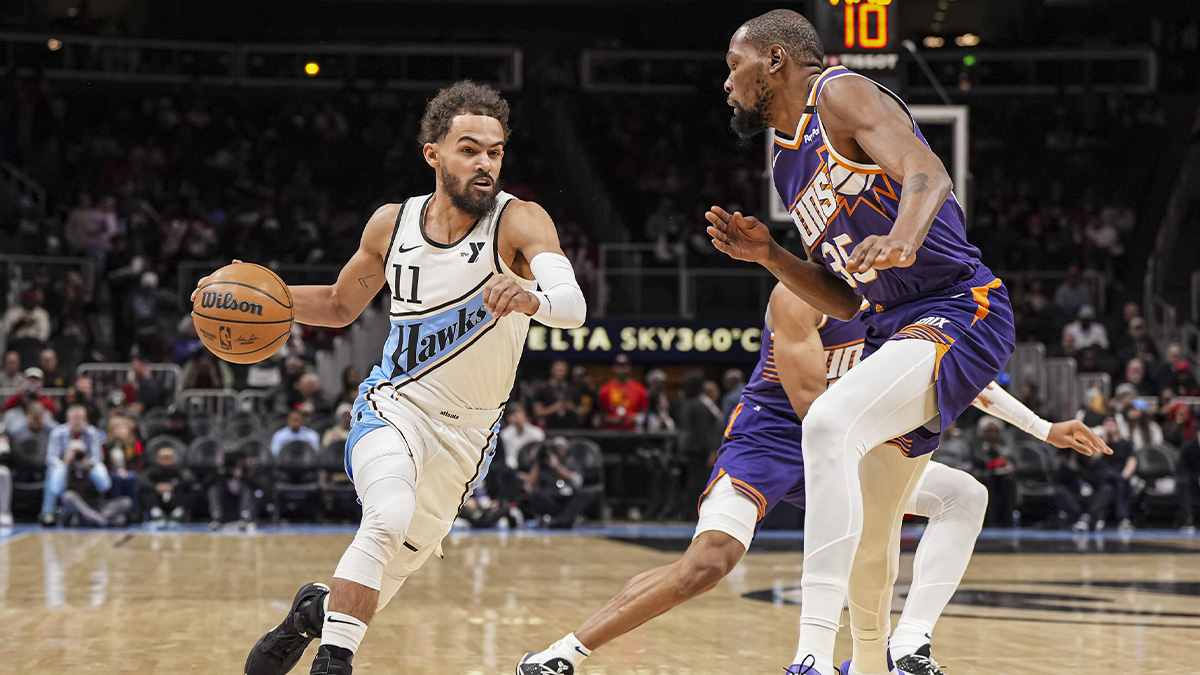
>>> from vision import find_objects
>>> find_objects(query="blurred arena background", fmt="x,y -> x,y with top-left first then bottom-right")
2,1 -> 1200,672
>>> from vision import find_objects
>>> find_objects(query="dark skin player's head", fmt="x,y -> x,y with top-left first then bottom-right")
724,9 -> 825,138
420,81 -> 511,219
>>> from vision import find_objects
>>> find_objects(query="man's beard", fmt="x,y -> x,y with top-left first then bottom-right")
442,166 -> 500,219
729,75 -> 772,139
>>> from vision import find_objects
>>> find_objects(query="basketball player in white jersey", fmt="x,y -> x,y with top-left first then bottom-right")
516,284 -> 1108,675
215,81 -> 587,675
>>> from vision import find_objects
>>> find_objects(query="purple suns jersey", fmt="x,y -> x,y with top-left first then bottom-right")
771,66 -> 983,308
739,303 -> 868,416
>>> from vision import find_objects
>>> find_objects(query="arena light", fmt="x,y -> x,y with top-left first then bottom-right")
923,36 -> 945,48
956,33 -> 980,47
47,38 -> 62,51
304,61 -> 320,76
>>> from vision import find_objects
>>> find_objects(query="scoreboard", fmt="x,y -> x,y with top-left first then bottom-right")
812,0 -> 898,53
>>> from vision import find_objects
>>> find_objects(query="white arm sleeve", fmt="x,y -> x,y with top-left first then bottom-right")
972,382 -> 1052,441
528,252 -> 587,329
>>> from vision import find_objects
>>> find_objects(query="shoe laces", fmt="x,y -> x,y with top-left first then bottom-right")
896,653 -> 945,675
785,654 -> 818,674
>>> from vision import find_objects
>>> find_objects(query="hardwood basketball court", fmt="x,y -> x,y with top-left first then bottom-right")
2,526 -> 1197,674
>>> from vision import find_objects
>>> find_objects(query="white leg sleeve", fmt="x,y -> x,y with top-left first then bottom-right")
333,427 -> 419,591
695,475 -> 761,551
794,338 -> 940,671
891,462 -> 988,658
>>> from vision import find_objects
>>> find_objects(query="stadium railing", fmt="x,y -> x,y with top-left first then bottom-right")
76,362 -> 181,407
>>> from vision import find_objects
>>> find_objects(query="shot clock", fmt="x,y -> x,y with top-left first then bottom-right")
813,0 -> 898,53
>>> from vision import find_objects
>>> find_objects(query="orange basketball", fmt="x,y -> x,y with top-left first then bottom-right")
191,263 -> 294,364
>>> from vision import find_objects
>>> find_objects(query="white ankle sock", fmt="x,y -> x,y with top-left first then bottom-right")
532,633 -> 590,667
321,611 -> 368,654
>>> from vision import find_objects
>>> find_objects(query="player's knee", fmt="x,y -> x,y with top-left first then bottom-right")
802,397 -> 849,449
955,477 -> 989,529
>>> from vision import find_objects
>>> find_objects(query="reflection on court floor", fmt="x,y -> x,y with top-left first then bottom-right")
1,526 -> 1197,674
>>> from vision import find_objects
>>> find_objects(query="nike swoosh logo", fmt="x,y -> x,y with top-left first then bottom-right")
397,244 -> 421,254
772,150 -> 782,168
327,617 -> 358,625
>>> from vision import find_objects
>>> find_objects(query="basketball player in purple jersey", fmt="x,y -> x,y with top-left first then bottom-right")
705,10 -> 1018,675
515,285 -> 1107,675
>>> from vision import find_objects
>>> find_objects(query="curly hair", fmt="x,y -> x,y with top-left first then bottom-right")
418,80 -> 511,145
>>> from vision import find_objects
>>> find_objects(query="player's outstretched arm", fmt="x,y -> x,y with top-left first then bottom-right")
290,203 -> 397,327
818,76 -> 953,274
706,206 -> 860,320
767,284 -> 829,419
486,200 -> 586,328
972,382 -> 1112,457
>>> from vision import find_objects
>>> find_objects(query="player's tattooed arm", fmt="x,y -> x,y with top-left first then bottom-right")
818,76 -> 953,273
707,206 -> 860,320
290,203 -> 397,327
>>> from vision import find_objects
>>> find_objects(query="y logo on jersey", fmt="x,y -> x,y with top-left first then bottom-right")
463,241 -> 486,263
388,291 -> 494,377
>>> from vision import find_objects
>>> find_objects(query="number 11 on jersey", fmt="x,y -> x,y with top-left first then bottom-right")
393,264 -> 422,304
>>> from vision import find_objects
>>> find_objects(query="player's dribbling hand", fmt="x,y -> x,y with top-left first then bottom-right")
483,275 -> 539,318
705,206 -> 773,263
845,234 -> 917,273
190,259 -> 243,302
1046,419 -> 1113,457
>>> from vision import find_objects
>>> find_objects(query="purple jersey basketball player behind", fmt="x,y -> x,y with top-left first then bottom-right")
704,9 -> 1017,675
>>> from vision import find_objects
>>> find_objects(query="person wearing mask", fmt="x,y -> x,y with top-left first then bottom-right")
1096,416 -> 1137,531
140,447 -> 195,528
598,354 -> 648,431
532,360 -> 584,429
1061,305 -> 1109,351
499,402 -> 546,471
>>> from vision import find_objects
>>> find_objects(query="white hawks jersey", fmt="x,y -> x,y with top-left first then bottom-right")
362,191 -> 536,412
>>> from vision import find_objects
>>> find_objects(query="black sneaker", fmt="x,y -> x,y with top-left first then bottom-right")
516,652 -> 575,675
895,644 -> 945,675
310,645 -> 353,674
245,582 -> 330,675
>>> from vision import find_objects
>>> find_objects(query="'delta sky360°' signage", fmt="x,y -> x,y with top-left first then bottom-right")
525,319 -> 763,363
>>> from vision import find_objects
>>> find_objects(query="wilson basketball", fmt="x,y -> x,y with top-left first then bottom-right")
191,263 -> 294,364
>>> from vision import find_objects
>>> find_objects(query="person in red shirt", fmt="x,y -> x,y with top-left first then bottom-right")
598,354 -> 648,431
2,368 -> 59,417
